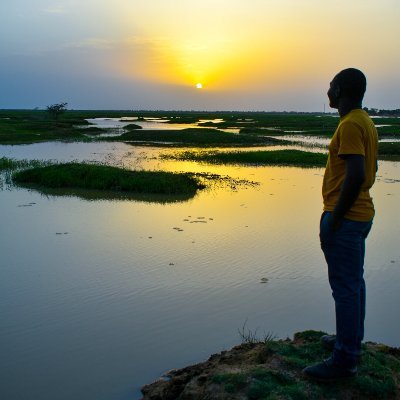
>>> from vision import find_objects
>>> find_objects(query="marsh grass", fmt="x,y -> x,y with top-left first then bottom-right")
13,163 -> 205,197
238,319 -> 276,345
0,115 -> 88,144
211,330 -> 400,400
379,142 -> 400,156
108,128 -> 284,147
1,110 -> 400,152
81,126 -> 107,135
377,126 -> 400,136
124,123 -> 143,130
0,157 -> 21,171
0,157 -> 48,171
164,149 -> 328,167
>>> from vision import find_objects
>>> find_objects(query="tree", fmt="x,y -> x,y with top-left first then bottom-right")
47,102 -> 68,120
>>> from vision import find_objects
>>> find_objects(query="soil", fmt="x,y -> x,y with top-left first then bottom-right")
140,331 -> 400,400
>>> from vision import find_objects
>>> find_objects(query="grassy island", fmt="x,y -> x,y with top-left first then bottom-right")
379,142 -> 400,156
0,157 -> 46,171
12,163 -> 205,200
108,127 -> 286,147
1,110 -> 400,151
0,111 -> 89,144
164,149 -> 328,167
142,330 -> 400,400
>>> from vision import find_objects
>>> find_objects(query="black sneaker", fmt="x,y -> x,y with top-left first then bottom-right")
302,357 -> 357,382
320,335 -> 362,364
320,334 -> 336,351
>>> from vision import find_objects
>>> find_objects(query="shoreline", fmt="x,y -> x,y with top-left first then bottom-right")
141,330 -> 400,400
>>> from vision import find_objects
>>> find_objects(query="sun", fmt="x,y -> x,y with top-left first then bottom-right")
196,83 -> 203,89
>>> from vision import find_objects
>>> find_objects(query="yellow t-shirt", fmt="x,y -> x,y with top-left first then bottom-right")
322,109 -> 378,221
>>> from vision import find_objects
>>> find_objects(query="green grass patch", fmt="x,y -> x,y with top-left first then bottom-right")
124,123 -> 143,130
0,156 -> 21,170
12,163 -> 205,200
379,142 -> 400,156
108,127 -> 284,147
0,114 -> 88,144
3,110 -> 399,150
81,126 -> 107,135
0,157 -> 47,171
377,126 -> 400,137
208,330 -> 400,400
165,149 -> 328,167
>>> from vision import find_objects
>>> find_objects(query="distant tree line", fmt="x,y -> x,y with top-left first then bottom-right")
363,107 -> 400,116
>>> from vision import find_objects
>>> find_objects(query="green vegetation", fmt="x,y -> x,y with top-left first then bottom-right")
107,127 -> 285,147
124,123 -> 143,130
238,319 -> 276,345
46,102 -> 68,120
81,126 -> 107,135
0,110 -> 88,144
379,142 -> 400,156
0,157 -> 47,171
13,163 -> 205,200
211,330 -> 400,400
1,110 -> 399,155
377,125 -> 400,137
0,157 -> 21,171
164,149 -> 328,167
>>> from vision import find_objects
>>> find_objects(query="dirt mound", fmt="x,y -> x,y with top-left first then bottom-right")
141,330 -> 400,400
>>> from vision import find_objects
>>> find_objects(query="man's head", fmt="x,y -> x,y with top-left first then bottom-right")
327,68 -> 367,109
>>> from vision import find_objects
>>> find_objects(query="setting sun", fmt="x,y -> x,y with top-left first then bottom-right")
196,83 -> 203,89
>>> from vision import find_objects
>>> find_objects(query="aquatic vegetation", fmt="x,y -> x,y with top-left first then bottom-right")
109,128 -> 284,147
1,110 -> 399,150
377,126 -> 400,137
0,157 -> 48,171
0,114 -> 88,144
164,149 -> 328,167
124,123 -> 143,130
13,163 -> 205,197
378,142 -> 400,156
81,126 -> 107,135
0,157 -> 20,170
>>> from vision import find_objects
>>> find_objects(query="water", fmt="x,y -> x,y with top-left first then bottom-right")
1,141 -> 399,400
84,117 -> 237,133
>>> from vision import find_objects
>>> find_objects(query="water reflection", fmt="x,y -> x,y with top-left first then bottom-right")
13,185 -> 199,203
0,142 -> 399,400
86,117 -> 239,134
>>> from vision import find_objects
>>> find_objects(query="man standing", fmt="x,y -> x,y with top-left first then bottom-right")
303,68 -> 378,381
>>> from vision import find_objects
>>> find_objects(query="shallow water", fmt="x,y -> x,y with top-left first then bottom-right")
85,117 -> 238,133
0,142 -> 399,400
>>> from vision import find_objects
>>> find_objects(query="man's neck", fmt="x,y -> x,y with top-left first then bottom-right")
338,99 -> 362,117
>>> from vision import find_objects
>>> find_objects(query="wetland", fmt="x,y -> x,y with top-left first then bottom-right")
1,110 -> 399,400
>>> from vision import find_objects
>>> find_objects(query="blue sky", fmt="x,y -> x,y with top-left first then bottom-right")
1,0 -> 399,111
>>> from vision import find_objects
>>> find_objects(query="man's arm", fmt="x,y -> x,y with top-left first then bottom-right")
329,154 -> 365,230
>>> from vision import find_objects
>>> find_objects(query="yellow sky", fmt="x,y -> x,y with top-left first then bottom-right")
113,0 -> 400,91
2,0 -> 399,109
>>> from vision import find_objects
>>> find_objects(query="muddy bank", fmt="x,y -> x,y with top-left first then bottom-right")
141,330 -> 400,400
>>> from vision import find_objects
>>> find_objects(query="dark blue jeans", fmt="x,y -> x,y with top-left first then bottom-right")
320,211 -> 372,368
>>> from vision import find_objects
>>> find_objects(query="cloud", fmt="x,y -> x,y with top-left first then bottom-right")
65,38 -> 117,50
43,6 -> 67,14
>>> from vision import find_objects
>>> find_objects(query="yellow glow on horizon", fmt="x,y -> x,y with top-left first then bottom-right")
114,30 -> 331,95
113,1 -> 400,97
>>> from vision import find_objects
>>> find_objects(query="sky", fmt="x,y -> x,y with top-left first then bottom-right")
1,0 -> 399,111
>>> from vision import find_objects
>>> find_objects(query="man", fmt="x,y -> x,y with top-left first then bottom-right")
303,68 -> 378,381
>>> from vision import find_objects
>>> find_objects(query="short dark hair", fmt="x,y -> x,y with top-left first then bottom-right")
334,68 -> 367,102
